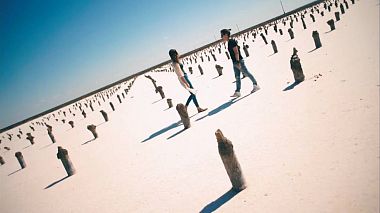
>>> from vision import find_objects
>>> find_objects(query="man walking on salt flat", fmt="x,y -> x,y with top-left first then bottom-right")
220,29 -> 260,98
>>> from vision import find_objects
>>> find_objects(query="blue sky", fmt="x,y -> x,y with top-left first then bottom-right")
0,0 -> 312,129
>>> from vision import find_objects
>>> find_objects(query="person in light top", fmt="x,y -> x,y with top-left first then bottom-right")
220,29 -> 260,98
169,49 -> 208,113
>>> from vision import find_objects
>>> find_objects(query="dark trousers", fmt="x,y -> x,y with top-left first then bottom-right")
184,75 -> 199,107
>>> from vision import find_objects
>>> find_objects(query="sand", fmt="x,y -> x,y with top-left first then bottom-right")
0,0 -> 379,212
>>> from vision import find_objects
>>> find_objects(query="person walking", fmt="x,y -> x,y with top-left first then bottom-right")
220,29 -> 260,98
169,49 -> 208,113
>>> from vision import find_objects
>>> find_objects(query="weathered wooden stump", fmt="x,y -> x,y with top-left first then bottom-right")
26,133 -> 35,145
15,152 -> 26,169
243,44 -> 249,57
335,12 -> 340,21
198,65 -> 204,75
301,18 -> 307,29
290,48 -> 305,82
260,33 -> 268,45
90,104 -> 94,111
271,40 -> 278,54
176,104 -> 190,129
225,51 -> 230,60
109,102 -> 115,111
68,121 -> 74,128
189,67 -> 193,75
87,124 -> 98,139
288,28 -> 295,39
340,3 -> 345,14
312,31 -> 322,49
351,0 -> 355,4
117,95 -> 122,103
156,86 -> 165,99
344,0 -> 349,9
0,156 -> 5,165
167,99 -> 173,108
100,110 -> 109,122
215,65 -> 223,76
327,19 -> 336,31
279,29 -> 283,35
57,147 -> 75,176
47,125 -> 56,143
82,110 -> 87,118
215,129 -> 246,192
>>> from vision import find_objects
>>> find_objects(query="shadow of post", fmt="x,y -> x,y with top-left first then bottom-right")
44,176 -> 70,189
200,189 -> 239,213
8,168 -> 23,176
141,121 -> 182,143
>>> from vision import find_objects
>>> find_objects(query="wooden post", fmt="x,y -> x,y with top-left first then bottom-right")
82,110 -> 87,118
215,129 -> 246,192
335,12 -> 340,21
15,152 -> 26,169
290,48 -> 305,82
47,125 -> 56,143
117,95 -> 122,103
176,104 -> 190,129
327,19 -> 336,31
198,65 -> 204,75
100,110 -> 109,122
215,65 -> 223,76
68,121 -> 74,128
26,133 -> 35,145
167,99 -> 173,108
271,40 -> 278,53
87,125 -> 98,139
0,156 -> 5,165
312,31 -> 322,49
288,28 -> 295,39
57,147 -> 75,176
260,33 -> 268,45
156,86 -> 165,99
109,102 -> 115,111
340,3 -> 345,14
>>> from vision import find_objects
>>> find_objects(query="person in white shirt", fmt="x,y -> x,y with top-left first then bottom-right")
169,49 -> 207,113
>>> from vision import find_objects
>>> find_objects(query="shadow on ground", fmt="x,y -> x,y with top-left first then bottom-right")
200,189 -> 239,213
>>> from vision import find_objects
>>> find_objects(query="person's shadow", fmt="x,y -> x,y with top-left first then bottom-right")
200,189 -> 240,213
283,81 -> 302,91
196,93 -> 252,122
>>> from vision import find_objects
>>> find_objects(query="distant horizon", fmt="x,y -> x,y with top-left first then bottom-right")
0,0 -> 314,129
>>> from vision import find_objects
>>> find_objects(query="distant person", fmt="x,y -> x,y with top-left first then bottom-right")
169,49 -> 207,113
221,29 -> 260,98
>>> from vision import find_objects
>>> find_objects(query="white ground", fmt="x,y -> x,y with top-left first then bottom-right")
1,1 -> 379,212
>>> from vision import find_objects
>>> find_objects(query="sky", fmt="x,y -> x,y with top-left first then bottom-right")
0,0 -> 313,129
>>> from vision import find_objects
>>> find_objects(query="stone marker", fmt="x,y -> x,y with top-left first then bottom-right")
15,152 -> 26,169
26,133 -> 35,145
57,146 -> 75,176
176,104 -> 190,129
87,124 -> 98,139
215,65 -> 223,76
156,86 -> 165,99
215,129 -> 246,192
100,110 -> 109,122
327,19 -> 336,31
0,156 -> 4,165
271,40 -> 278,54
312,31 -> 322,49
288,28 -> 295,39
167,99 -> 173,108
290,48 -> 305,82
109,102 -> 115,111
68,121 -> 74,128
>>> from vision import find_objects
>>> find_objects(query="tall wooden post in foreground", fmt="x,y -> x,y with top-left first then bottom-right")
215,129 -> 246,192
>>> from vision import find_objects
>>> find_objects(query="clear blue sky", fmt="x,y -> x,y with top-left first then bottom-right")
0,0 -> 312,129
